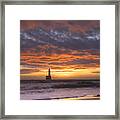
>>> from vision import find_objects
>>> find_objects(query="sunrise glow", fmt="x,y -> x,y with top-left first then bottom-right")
20,20 -> 100,80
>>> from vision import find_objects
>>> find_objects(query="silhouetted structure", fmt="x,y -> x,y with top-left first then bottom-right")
46,68 -> 52,80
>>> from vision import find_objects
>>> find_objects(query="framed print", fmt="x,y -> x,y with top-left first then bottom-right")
0,0 -> 119,119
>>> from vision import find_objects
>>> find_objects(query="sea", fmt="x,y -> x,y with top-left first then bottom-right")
20,80 -> 100,100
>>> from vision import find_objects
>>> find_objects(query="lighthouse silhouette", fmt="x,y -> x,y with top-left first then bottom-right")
46,68 -> 52,80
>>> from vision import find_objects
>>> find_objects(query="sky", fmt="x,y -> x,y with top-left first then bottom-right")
20,20 -> 100,80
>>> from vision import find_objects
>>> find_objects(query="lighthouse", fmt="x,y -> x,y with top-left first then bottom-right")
46,68 -> 52,80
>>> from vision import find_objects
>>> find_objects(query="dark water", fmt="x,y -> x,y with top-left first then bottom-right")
20,80 -> 100,100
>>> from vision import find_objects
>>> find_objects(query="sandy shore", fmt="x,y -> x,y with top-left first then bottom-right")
63,96 -> 100,100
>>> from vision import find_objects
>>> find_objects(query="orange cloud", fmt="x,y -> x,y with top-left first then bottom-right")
20,45 -> 100,80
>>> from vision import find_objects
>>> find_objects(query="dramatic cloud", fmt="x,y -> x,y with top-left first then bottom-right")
21,69 -> 40,74
20,20 -> 100,80
20,20 -> 99,33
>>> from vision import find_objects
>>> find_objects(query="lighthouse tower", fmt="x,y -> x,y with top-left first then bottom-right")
46,68 -> 52,80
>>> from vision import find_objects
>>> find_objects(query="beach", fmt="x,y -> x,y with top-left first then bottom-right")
20,80 -> 100,100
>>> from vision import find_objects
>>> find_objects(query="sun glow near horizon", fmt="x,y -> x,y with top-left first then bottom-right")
20,67 -> 100,80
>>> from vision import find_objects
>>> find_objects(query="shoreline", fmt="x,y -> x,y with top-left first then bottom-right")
28,95 -> 100,100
